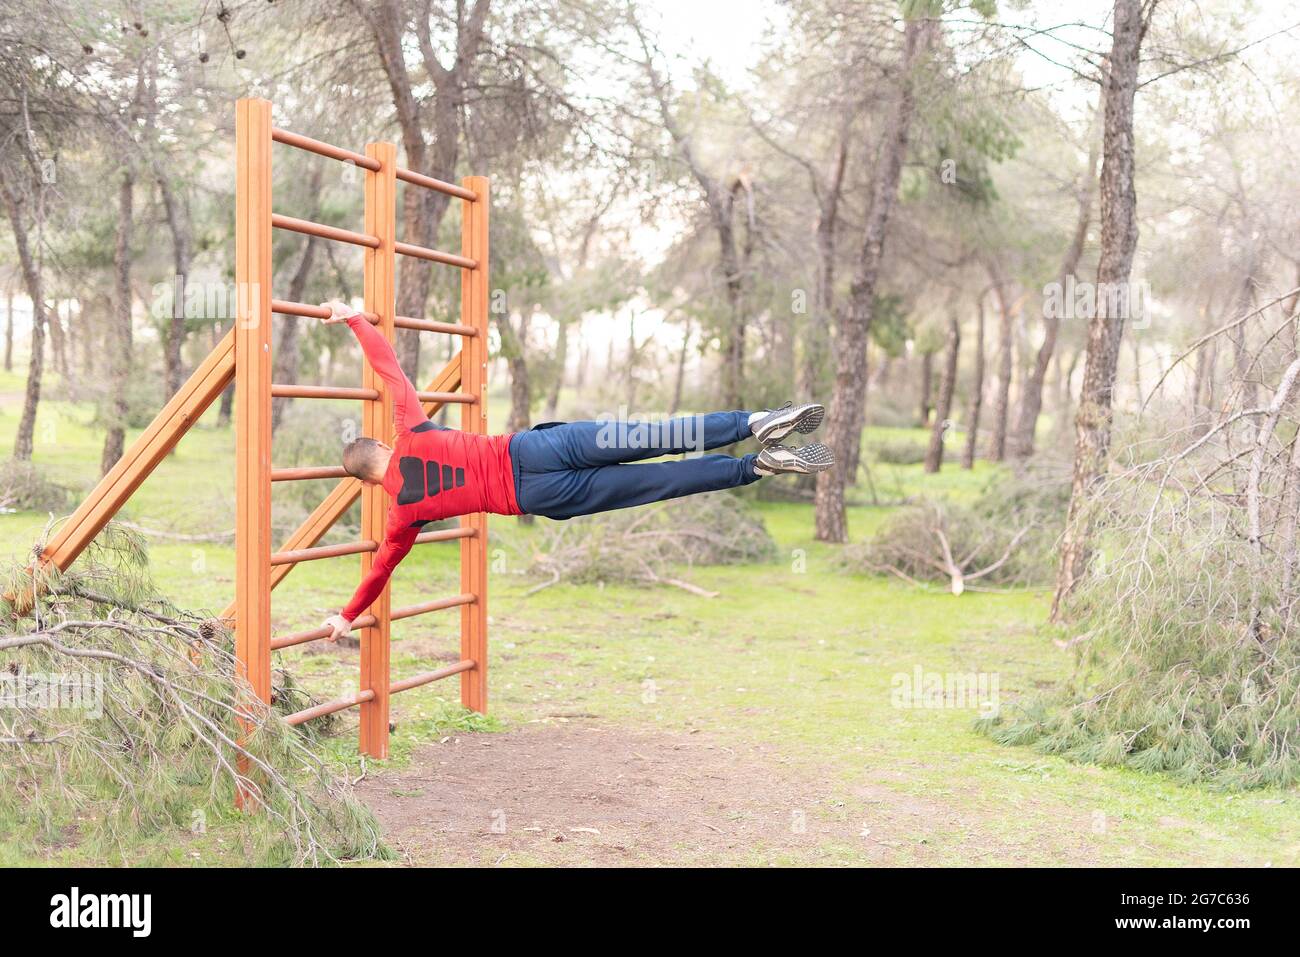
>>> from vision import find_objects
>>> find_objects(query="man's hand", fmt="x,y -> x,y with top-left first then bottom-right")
322,613 -> 353,642
319,300 -> 358,325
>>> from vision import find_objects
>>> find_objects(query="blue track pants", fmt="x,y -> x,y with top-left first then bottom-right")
509,412 -> 760,520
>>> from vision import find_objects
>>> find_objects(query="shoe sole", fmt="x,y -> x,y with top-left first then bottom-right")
757,443 -> 835,474
756,405 -> 825,444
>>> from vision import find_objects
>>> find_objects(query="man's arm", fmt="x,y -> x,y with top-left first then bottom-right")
327,521 -> 420,635
321,301 -> 430,433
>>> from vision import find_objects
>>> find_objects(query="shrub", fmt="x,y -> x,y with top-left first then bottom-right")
870,437 -> 928,465
516,491 -> 777,595
845,472 -> 1067,590
0,460 -> 69,513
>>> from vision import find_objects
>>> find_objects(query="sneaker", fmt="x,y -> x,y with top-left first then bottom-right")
749,402 -> 825,445
754,443 -> 835,476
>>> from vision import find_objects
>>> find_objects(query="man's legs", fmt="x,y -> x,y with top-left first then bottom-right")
516,453 -> 760,520
511,412 -> 752,473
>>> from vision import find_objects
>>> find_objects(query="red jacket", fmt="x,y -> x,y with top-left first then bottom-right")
340,314 -> 520,621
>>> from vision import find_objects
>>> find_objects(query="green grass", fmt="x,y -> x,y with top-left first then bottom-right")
2,382 -> 1297,866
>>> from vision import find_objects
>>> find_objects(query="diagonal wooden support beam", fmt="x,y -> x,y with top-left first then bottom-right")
6,330 -> 236,615
218,350 -> 464,623
46,330 -> 238,572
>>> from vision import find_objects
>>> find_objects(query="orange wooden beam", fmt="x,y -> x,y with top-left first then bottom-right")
395,315 -> 478,337
271,213 -> 379,250
395,166 -> 477,200
459,176 -> 490,715
394,240 -> 476,270
390,660 -> 475,695
284,689 -> 375,727
234,98 -> 274,721
358,139 -> 397,758
271,127 -> 381,172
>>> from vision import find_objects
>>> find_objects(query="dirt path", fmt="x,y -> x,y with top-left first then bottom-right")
356,722 -> 1099,866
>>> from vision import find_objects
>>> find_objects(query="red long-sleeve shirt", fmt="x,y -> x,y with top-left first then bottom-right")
340,314 -> 520,622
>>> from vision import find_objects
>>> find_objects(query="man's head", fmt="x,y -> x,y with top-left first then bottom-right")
342,437 -> 393,486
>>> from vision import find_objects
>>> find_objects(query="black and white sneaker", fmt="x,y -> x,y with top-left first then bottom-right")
754,443 -> 835,476
749,401 -> 825,445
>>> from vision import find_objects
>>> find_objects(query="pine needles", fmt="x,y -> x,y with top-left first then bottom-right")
981,403 -> 1300,789
1,524 -> 392,864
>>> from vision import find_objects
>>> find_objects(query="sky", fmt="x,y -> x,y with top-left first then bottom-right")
643,0 -> 780,87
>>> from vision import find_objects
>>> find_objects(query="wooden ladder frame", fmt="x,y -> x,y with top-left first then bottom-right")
26,98 -> 490,769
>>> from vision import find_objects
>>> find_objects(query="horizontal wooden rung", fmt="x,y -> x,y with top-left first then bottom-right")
395,316 -> 478,337
271,302 -> 477,341
391,592 -> 477,621
271,613 -> 377,651
271,384 -> 380,401
395,241 -> 476,270
390,660 -> 476,695
269,590 -> 476,652
271,465 -> 349,482
284,688 -> 376,726
270,539 -> 377,567
395,167 -> 477,200
416,390 -> 476,404
271,299 -> 380,324
271,127 -> 381,172
414,527 -> 477,546
272,213 -> 379,249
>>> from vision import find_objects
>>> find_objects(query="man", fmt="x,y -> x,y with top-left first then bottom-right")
316,300 -> 834,641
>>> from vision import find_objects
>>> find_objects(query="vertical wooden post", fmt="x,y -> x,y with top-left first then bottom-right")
460,177 -> 489,714
234,98 -> 273,800
360,141 -> 397,757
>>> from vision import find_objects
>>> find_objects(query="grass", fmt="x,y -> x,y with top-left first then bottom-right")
2,377 -> 1297,866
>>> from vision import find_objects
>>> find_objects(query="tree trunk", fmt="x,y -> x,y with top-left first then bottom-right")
1011,118 -> 1100,458
714,181 -> 752,408
917,349 -> 934,427
102,172 -> 134,475
156,171 -> 192,398
544,317 -> 568,420
625,308 -> 638,410
271,236 -> 320,431
635,14 -> 752,409
501,311 -> 531,433
1052,0 -> 1147,619
871,353 -> 894,390
1131,335 -> 1142,401
962,293 -> 987,469
670,316 -> 692,417
925,309 -> 961,473
503,311 -> 533,525
575,337 -> 588,390
1,170 -> 47,462
1229,268 -> 1261,441
814,14 -> 933,542
45,299 -> 67,376
356,0 -> 488,381
800,133 -> 849,404
4,285 -> 13,373
987,266 -> 1015,461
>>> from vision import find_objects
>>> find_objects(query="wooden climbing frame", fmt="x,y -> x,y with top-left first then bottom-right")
27,98 -> 491,770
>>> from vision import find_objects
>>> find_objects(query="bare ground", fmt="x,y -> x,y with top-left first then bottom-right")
356,722 -> 1100,867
